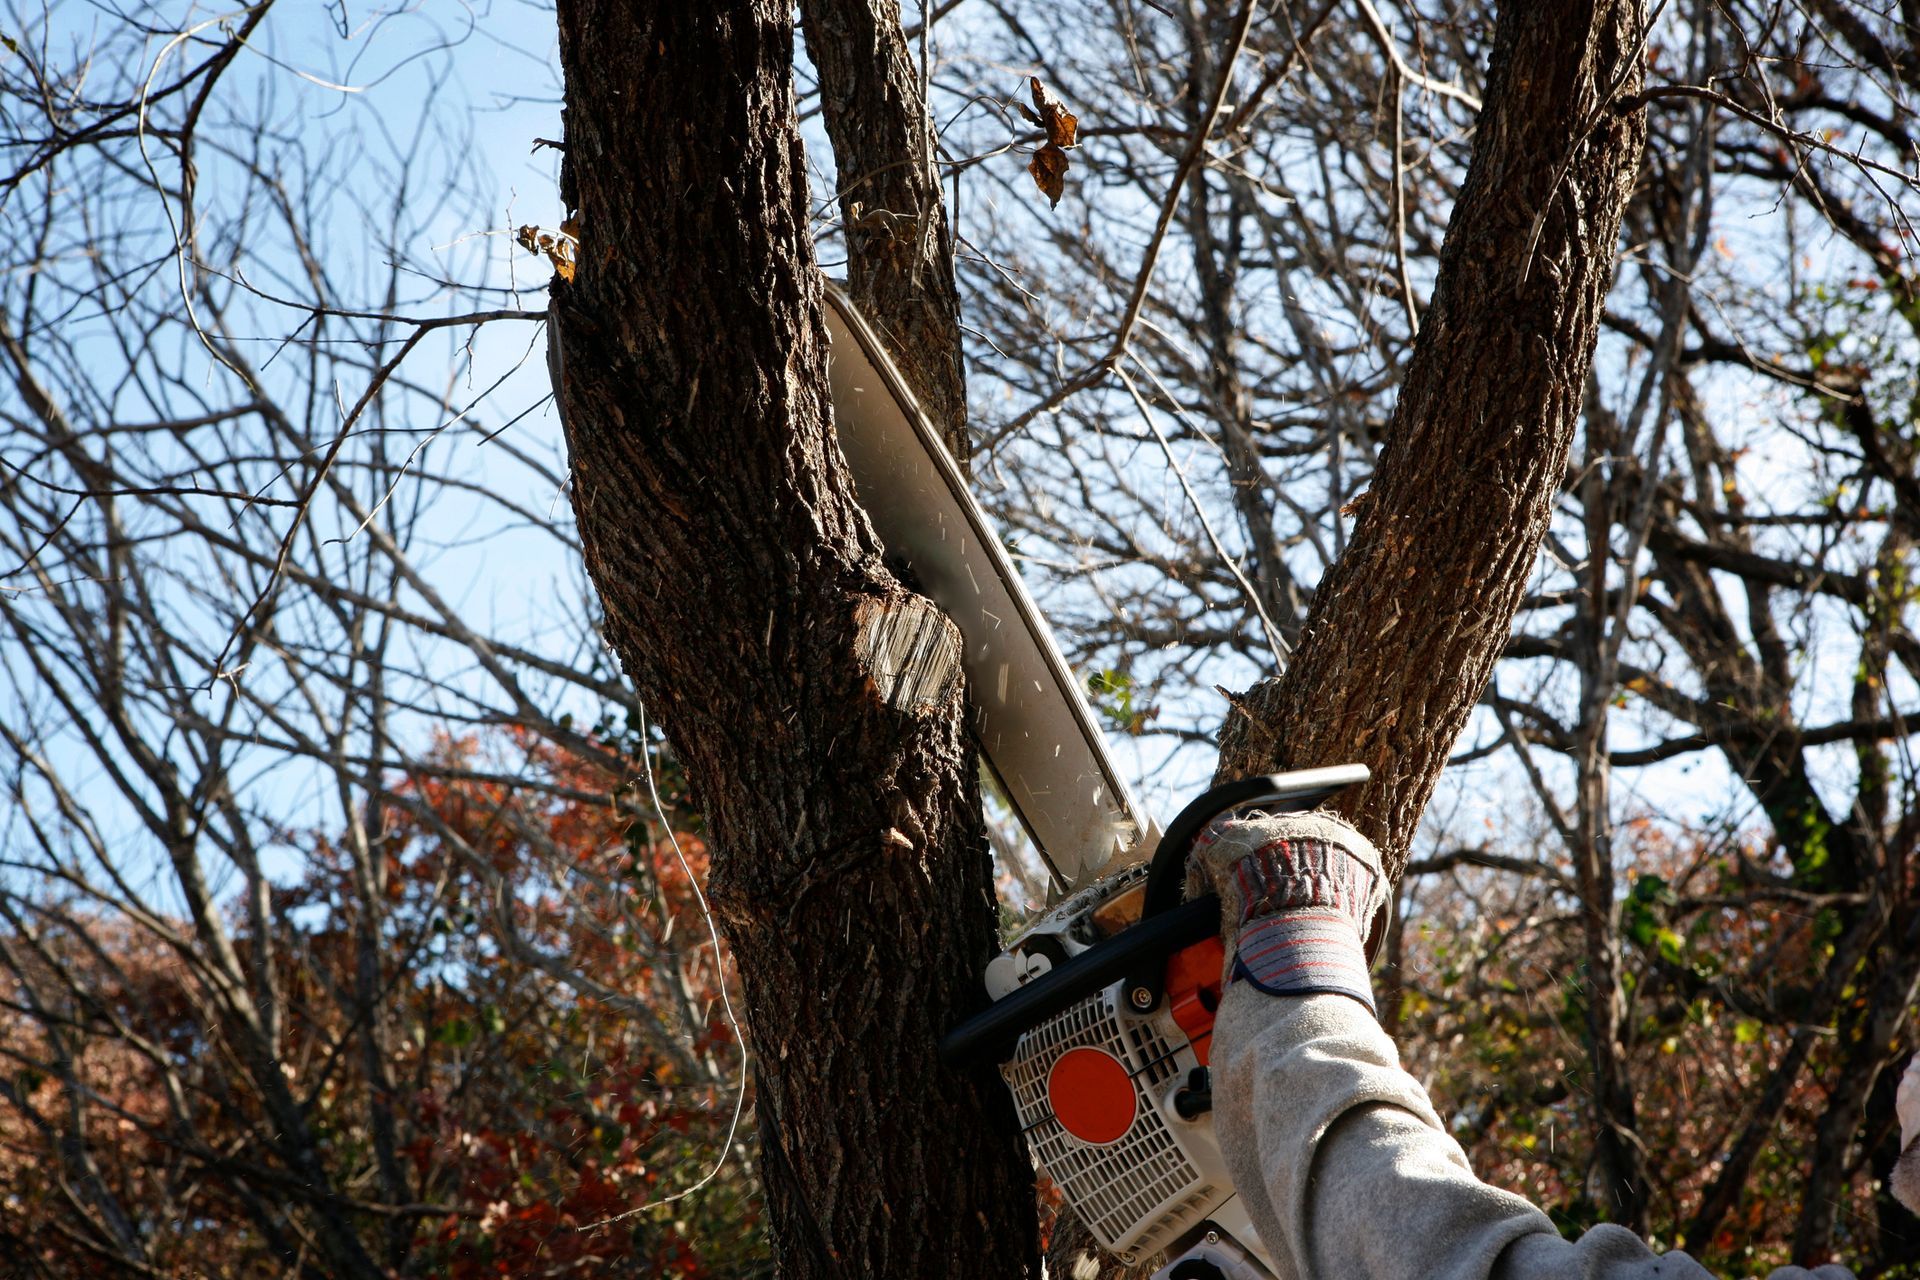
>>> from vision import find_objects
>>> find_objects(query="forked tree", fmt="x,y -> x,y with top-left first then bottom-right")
545,1 -> 1645,1275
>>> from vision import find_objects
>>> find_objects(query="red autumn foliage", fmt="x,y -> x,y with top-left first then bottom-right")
0,730 -> 767,1278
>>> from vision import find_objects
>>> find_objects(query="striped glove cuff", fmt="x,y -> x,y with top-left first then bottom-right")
1232,913 -> 1375,1013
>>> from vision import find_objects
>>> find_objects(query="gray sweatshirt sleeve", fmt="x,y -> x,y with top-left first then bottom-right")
1895,1055 -> 1920,1215
1209,984 -> 1853,1280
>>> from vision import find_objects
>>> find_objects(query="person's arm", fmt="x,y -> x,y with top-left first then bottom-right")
1213,985 -> 1726,1280
1189,811 -> 1853,1280
1895,1054 -> 1920,1216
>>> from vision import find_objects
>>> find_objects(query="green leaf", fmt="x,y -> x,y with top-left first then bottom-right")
1654,928 -> 1685,966
1086,668 -> 1151,734
434,1017 -> 476,1047
1629,874 -> 1675,907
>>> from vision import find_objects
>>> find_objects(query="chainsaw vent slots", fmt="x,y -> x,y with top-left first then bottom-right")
1002,984 -> 1219,1258
1127,1019 -> 1183,1090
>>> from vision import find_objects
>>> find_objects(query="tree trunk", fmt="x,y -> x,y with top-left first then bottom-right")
1792,910 -> 1920,1264
547,4 -> 1037,1276
798,0 -> 970,457
1215,0 -> 1649,880
1570,400 -> 1647,1229
1182,5 -> 1302,644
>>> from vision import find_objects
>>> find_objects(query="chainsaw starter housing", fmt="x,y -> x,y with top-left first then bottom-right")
994,861 -> 1238,1264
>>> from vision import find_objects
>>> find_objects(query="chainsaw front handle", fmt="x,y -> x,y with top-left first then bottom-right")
940,765 -> 1369,1068
938,895 -> 1221,1067
1125,764 -> 1371,1014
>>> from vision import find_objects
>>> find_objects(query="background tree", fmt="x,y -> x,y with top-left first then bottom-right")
0,8 -> 754,1275
0,733 -> 760,1278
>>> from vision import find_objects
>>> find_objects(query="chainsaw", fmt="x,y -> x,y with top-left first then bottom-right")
940,765 -> 1366,1279
823,284 -> 1367,1279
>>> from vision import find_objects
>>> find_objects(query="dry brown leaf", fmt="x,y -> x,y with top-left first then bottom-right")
1028,75 -> 1077,148
515,221 -> 577,283
552,219 -> 578,281
1021,76 -> 1077,209
1028,146 -> 1070,208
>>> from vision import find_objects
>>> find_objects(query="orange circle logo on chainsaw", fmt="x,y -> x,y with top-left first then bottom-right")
1047,1047 -> 1137,1145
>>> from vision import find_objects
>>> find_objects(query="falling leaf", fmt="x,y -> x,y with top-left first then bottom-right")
1020,76 -> 1078,209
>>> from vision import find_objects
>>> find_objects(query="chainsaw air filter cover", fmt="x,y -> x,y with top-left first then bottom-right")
992,864 -> 1235,1264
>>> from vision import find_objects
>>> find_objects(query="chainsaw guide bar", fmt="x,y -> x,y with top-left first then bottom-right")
823,282 -> 1156,890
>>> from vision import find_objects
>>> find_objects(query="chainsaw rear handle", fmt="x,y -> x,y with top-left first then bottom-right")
940,765 -> 1369,1068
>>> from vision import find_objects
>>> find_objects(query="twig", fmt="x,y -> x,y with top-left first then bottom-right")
1117,360 -> 1288,671
1390,68 -> 1420,337
980,0 -> 1271,453
1621,82 -> 1920,190
578,707 -> 750,1228
211,308 -> 545,684
1351,0 -> 1483,112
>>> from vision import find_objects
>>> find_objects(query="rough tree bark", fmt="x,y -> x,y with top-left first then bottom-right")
547,4 -> 1036,1277
798,0 -> 969,457
1215,0 -> 1650,883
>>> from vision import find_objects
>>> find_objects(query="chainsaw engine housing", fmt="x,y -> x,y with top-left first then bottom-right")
993,862 -> 1250,1266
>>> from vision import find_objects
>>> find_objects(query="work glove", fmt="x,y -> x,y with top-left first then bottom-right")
1184,808 -> 1388,1015
1895,1052 -> 1920,1215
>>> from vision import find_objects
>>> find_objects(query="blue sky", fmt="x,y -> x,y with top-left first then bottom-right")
7,0 -> 1898,924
